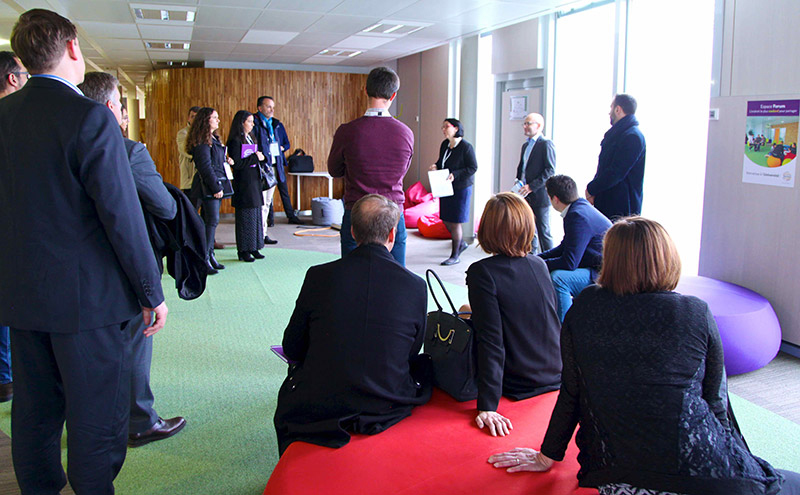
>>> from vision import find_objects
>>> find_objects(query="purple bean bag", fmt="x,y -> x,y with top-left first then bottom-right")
676,276 -> 781,375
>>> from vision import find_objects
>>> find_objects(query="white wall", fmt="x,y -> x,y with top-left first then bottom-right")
491,18 -> 542,75
701,0 -> 800,347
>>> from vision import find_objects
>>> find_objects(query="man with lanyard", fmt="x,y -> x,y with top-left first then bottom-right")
327,66 -> 413,266
515,112 -> 556,253
253,95 -> 301,227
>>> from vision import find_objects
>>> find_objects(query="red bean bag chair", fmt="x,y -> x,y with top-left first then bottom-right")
404,198 -> 439,229
264,389 -> 594,495
418,213 -> 451,239
404,181 -> 431,209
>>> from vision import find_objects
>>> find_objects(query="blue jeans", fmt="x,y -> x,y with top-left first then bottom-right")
0,326 -> 10,383
551,269 -> 592,321
340,209 -> 407,266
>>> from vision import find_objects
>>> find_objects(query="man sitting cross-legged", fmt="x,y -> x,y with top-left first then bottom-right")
539,175 -> 612,321
273,194 -> 432,455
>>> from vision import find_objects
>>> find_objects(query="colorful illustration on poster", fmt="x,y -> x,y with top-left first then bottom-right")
743,99 -> 798,188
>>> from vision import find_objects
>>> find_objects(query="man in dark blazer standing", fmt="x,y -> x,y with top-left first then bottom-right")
274,194 -> 432,455
516,112 -> 556,252
79,71 -> 186,448
539,175 -> 612,321
0,10 -> 168,494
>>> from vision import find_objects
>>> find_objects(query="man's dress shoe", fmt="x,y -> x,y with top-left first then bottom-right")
0,382 -> 12,403
128,416 -> 186,447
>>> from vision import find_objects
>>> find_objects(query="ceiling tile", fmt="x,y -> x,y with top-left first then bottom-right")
446,2 -> 546,28
198,0 -> 269,6
80,21 -> 141,39
264,54 -> 308,64
332,35 -> 394,50
251,10 -> 323,32
227,53 -> 273,63
127,0 -> 199,5
273,45 -> 321,57
302,55 -> 346,65
95,38 -> 146,51
148,51 -> 190,61
65,1 -> 134,23
187,41 -> 237,52
305,14 -> 381,34
230,43 -> 281,55
191,27 -> 247,42
194,6 -> 261,28
103,50 -> 152,61
329,0 -> 418,17
404,22 -> 480,39
377,37 -> 441,52
389,0 -> 492,22
137,24 -> 193,41
241,29 -> 298,45
266,0 -> 341,13
285,32 -> 347,47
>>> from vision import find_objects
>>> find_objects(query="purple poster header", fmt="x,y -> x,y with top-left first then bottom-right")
747,99 -> 800,117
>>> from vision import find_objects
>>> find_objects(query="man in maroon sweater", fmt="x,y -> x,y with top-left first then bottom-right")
327,66 -> 413,266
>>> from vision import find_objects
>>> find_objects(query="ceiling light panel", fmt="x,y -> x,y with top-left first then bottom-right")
131,4 -> 196,26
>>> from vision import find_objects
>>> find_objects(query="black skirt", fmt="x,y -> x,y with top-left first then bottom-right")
235,207 -> 265,252
440,185 -> 472,223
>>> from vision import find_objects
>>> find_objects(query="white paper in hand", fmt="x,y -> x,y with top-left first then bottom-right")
429,169 -> 454,198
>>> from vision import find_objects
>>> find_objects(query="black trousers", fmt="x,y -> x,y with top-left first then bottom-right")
526,198 -> 553,253
269,170 -> 296,222
10,321 -> 133,495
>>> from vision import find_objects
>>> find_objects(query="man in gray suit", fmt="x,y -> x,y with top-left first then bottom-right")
79,71 -> 186,447
516,112 -> 556,253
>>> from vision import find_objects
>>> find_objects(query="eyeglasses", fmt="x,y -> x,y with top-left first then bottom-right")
12,71 -> 30,79
522,121 -> 536,127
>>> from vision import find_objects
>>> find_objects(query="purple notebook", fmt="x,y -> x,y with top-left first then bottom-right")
270,345 -> 296,364
241,143 -> 257,159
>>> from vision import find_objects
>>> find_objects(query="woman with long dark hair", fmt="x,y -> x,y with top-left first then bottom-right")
226,110 -> 266,262
428,118 -> 477,265
187,107 -> 231,274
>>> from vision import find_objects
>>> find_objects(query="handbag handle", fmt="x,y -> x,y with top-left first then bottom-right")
426,269 -> 459,316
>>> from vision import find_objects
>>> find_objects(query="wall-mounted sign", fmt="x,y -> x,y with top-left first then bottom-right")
743,99 -> 798,188
509,95 -> 527,120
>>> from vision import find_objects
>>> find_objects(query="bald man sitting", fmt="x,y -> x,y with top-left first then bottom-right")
516,113 -> 556,253
273,194 -> 432,456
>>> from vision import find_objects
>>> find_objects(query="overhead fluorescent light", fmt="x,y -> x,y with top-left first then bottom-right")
183,43 -> 190,50
185,11 -> 195,22
347,51 -> 362,58
160,10 -> 169,21
134,8 -> 144,19
362,23 -> 381,33
164,42 -> 171,49
383,24 -> 403,34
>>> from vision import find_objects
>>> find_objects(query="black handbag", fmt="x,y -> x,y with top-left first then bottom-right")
260,162 -> 277,190
288,153 -> 314,173
423,269 -> 478,401
201,177 -> 233,199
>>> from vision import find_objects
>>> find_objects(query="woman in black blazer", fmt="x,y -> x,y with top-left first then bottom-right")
226,110 -> 266,262
187,106 -> 231,274
463,193 -> 562,437
428,118 -> 478,265
489,217 -> 800,495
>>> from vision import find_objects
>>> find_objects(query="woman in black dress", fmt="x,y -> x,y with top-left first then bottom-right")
226,110 -> 266,262
187,107 -> 231,274
462,193 -> 561,437
429,118 -> 477,265
489,217 -> 800,495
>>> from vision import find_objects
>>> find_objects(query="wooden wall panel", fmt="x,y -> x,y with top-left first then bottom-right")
144,68 -> 368,213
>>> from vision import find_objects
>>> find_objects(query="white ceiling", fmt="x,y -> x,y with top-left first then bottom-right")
0,0 -> 584,91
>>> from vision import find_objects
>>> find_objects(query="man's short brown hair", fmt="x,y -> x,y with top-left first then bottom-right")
78,72 -> 118,105
351,194 -> 401,246
477,192 -> 535,257
597,216 -> 681,296
11,9 -> 77,74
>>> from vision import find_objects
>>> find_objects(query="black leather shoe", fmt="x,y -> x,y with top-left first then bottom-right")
209,251 -> 225,270
441,257 -> 461,266
267,221 -> 275,228
458,241 -> 468,255
287,216 -> 302,225
251,250 -> 265,259
238,251 -> 254,262
128,416 -> 186,447
205,260 -> 218,275
263,236 -> 278,245
0,382 -> 12,403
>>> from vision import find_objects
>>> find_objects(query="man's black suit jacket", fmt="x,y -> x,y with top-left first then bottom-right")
0,77 -> 164,333
274,243 -> 432,455
516,136 -> 556,208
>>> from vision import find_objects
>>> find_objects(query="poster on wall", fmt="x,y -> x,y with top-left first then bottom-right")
509,95 -> 527,120
743,99 -> 798,188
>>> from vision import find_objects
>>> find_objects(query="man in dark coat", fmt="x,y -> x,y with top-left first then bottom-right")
540,175 -> 612,321
0,10 -> 168,493
79,71 -> 186,448
585,94 -> 646,219
516,112 -> 556,252
274,194 -> 432,455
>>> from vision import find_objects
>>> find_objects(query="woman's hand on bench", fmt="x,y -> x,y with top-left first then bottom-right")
476,410 -> 513,436
488,448 -> 555,473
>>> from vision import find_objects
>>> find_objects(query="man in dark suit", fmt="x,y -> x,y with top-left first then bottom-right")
585,94 -> 646,219
0,10 -> 168,494
516,112 -> 556,252
539,175 -> 612,321
252,95 -> 301,228
274,194 -> 432,455
79,71 -> 186,448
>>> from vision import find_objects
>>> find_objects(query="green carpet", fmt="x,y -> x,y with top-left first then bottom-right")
0,247 -> 798,494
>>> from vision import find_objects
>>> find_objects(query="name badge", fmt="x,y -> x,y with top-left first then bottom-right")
270,142 -> 280,157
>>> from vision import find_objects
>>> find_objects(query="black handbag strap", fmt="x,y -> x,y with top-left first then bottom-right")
425,269 -> 458,316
